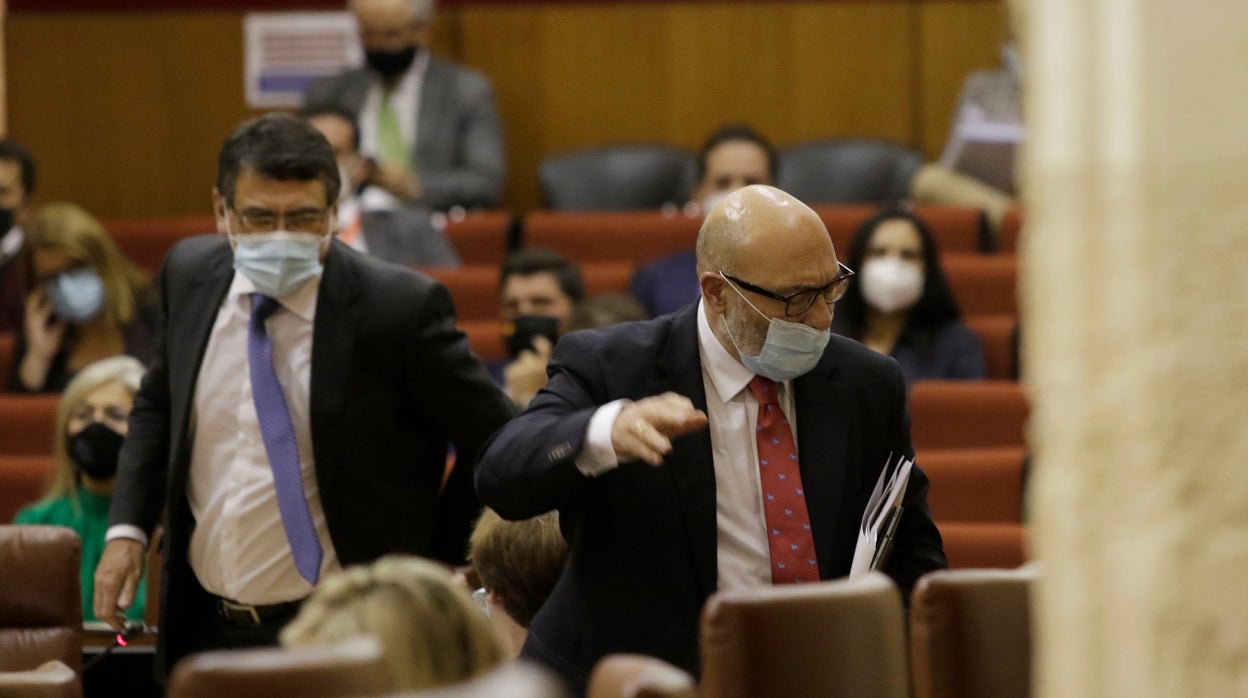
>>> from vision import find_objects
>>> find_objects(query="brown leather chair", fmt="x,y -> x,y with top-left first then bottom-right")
910,566 -> 1037,698
166,636 -> 394,698
387,661 -> 570,697
0,660 -> 81,698
588,654 -> 698,698
700,572 -> 908,698
0,526 -> 83,674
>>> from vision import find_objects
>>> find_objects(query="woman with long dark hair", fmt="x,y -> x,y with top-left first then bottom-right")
832,205 -> 986,384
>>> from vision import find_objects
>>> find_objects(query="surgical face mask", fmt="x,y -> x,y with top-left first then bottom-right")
229,221 -> 329,298
68,421 -> 125,480
366,46 -> 418,79
47,267 -> 106,322
860,257 -> 924,314
720,274 -> 831,381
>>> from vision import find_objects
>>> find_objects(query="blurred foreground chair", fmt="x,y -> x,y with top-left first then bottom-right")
539,145 -> 695,210
0,526 -> 83,676
700,571 -> 908,698
589,654 -> 698,698
166,636 -> 393,698
393,661 -> 570,697
777,138 -> 923,205
0,660 -> 80,698
910,566 -> 1037,698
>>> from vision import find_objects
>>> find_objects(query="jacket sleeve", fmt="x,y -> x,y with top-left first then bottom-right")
418,74 -> 505,211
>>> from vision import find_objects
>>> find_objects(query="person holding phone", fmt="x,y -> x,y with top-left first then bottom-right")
496,248 -> 583,408
8,203 -> 155,393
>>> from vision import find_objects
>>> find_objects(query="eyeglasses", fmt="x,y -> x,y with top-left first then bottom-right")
720,262 -> 856,318
230,206 -> 331,234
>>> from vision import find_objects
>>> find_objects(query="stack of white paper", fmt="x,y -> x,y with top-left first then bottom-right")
849,453 -> 914,578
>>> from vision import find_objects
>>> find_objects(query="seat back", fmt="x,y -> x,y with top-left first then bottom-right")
0,395 -> 63,455
777,139 -> 923,205
999,208 -> 1023,254
0,333 -> 14,382
910,381 -> 1029,450
441,211 -> 514,265
917,447 -> 1026,524
700,572 -> 908,698
0,660 -> 81,698
813,205 -> 988,258
103,216 -> 216,275
942,255 -> 1019,318
910,566 -> 1037,698
0,455 -> 54,524
0,526 -> 83,672
964,314 -> 1019,380
939,523 -> 1028,569
522,212 -> 701,266
539,145 -> 695,210
166,636 -> 393,698
398,661 -> 570,697
588,654 -> 698,698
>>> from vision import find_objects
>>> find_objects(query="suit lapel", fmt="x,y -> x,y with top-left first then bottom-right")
308,242 -> 359,496
794,350 -> 849,580
416,59 -> 450,166
657,306 -> 718,599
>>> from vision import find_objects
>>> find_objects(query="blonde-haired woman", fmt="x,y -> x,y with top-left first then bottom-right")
9,202 -> 155,392
14,355 -> 148,621
281,555 -> 504,690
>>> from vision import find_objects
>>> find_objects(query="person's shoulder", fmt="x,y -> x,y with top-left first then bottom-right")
559,309 -> 687,363
429,56 -> 494,94
827,333 -> 905,384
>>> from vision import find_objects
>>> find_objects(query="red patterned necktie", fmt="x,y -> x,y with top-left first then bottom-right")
748,375 -> 818,584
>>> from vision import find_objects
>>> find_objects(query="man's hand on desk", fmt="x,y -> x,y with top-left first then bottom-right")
93,538 -> 146,631
611,392 -> 708,466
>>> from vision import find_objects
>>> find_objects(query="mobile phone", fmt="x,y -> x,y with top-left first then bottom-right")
503,316 -> 560,359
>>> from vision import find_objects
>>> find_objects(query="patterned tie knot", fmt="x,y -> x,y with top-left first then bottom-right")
250,293 -> 281,325
748,375 -> 779,405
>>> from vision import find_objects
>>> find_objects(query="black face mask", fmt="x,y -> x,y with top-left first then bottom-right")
365,46 -> 418,80
68,422 -> 125,480
0,207 -> 14,237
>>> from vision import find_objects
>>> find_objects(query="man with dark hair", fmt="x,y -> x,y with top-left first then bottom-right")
495,247 -> 583,407
93,112 -> 514,678
0,137 -> 37,333
305,108 -> 460,266
303,0 -> 505,211
478,185 -> 946,694
630,125 -> 777,318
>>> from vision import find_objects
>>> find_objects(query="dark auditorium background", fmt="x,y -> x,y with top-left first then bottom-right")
5,0 -> 1006,218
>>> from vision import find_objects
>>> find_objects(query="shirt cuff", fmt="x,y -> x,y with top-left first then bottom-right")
105,524 -> 149,549
574,399 -> 629,477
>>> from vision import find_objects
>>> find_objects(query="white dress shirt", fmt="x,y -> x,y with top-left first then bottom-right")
185,272 -> 341,604
579,299 -> 798,591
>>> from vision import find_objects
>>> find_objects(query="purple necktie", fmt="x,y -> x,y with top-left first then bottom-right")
248,293 -> 322,585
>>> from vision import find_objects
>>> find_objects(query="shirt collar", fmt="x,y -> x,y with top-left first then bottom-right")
0,226 -> 23,261
697,298 -> 758,403
227,270 -> 320,323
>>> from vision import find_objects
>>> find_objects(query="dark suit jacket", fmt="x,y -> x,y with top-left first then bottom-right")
475,303 -> 946,689
109,235 -> 514,674
304,57 -> 505,211
359,206 -> 460,268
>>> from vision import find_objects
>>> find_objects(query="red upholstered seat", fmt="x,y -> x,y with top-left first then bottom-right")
910,381 -> 1029,450
814,204 -> 987,257
964,314 -> 1018,380
442,210 -> 513,265
0,455 -> 54,524
999,208 -> 1023,254
917,447 -> 1026,524
522,211 -> 701,266
942,254 -> 1018,318
0,395 -> 61,456
939,523 -> 1028,569
103,215 -> 217,275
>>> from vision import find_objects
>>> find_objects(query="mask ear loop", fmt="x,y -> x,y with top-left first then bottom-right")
718,272 -> 774,322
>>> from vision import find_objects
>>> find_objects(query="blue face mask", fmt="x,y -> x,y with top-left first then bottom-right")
721,273 -> 831,382
47,267 -> 106,322
229,228 -> 329,298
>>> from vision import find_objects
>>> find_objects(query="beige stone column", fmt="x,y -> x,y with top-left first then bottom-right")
1023,0 -> 1248,695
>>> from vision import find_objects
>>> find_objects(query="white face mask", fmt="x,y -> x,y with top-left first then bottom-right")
860,257 -> 924,314
720,273 -> 831,381
228,219 -> 330,298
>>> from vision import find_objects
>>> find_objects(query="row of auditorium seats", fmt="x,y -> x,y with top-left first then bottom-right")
101,205 -> 1014,276
0,523 -> 1035,698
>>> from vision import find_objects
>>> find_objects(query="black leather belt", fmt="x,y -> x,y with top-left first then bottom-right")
214,596 -> 304,627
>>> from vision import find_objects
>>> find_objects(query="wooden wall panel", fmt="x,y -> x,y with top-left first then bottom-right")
915,0 -> 1008,159
6,1 -> 1004,219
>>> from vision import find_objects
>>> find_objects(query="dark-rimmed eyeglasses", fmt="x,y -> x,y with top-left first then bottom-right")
230,206 -> 331,234
720,262 -> 856,318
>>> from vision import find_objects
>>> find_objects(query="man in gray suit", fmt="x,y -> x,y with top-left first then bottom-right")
304,0 -> 505,211
306,107 -> 461,267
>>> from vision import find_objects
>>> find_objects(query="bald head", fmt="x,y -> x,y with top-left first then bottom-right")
696,185 -> 833,276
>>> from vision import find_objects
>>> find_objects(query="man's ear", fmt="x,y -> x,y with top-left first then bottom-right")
700,271 -> 729,314
211,188 -> 228,236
